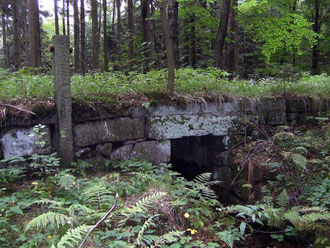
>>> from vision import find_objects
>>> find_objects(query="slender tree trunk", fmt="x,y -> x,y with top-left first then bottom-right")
188,15 -> 196,68
116,0 -> 121,65
54,0 -> 59,35
1,13 -> 9,68
183,18 -> 189,66
91,0 -> 99,69
110,0 -> 116,62
127,0 -> 134,69
214,0 -> 231,68
80,0 -> 86,73
150,0 -> 161,68
73,0 -> 80,72
168,0 -> 179,68
62,0 -> 66,35
66,0 -> 70,39
13,0 -> 21,70
28,0 -> 42,67
161,0 -> 175,93
227,0 -> 238,76
103,0 -> 109,71
141,0 -> 152,71
311,0 -> 319,75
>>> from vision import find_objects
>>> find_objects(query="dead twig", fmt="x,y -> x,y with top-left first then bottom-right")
0,103 -> 36,115
78,193 -> 119,248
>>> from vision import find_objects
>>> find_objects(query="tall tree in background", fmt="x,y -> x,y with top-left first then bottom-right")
188,14 -> 196,68
28,0 -> 42,67
214,0 -> 230,68
91,0 -> 99,69
12,0 -> 20,69
168,0 -> 179,68
161,0 -> 175,93
1,12 -> 8,68
311,0 -> 319,75
80,0 -> 86,73
227,0 -> 238,75
116,0 -> 121,65
141,0 -> 152,71
62,0 -> 66,35
66,0 -> 70,39
127,0 -> 134,69
73,0 -> 79,71
54,0 -> 59,35
103,0 -> 109,71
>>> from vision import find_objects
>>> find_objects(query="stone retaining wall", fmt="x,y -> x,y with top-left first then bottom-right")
0,97 -> 328,173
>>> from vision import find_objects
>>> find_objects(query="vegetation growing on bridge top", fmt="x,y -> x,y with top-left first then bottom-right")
0,68 -> 329,104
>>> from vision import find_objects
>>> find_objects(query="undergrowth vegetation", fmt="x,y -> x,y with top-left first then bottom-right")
0,116 -> 329,248
0,68 -> 329,102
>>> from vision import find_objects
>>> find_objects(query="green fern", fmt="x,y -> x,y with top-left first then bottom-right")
82,183 -> 114,209
25,212 -> 73,231
136,214 -> 159,246
153,230 -> 185,247
118,192 -> 166,226
57,224 -> 91,248
29,198 -> 65,209
192,173 -> 220,200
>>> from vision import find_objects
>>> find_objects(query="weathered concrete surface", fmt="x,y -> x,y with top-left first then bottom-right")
286,98 -> 312,113
146,114 -> 237,140
131,140 -> 171,164
74,118 -> 145,147
1,126 -> 51,158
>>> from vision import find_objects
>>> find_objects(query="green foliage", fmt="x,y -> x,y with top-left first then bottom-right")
25,212 -> 73,231
57,225 -> 91,248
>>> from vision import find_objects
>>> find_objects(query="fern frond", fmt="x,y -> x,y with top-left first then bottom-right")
153,230 -> 185,247
192,173 -> 220,200
57,224 -> 91,248
118,192 -> 166,226
82,183 -> 114,209
29,198 -> 65,209
68,204 -> 94,216
25,212 -> 73,231
136,215 -> 159,246
194,173 -> 220,186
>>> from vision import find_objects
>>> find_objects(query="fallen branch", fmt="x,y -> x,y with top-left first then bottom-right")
0,103 -> 36,115
78,193 -> 119,248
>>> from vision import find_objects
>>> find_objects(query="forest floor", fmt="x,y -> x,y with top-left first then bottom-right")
0,112 -> 329,247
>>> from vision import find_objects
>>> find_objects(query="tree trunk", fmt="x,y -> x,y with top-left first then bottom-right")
62,0 -> 66,35
66,0 -> 70,39
311,0 -> 319,75
91,0 -> 99,70
110,0 -> 116,62
227,0 -> 238,76
28,0 -> 42,67
103,0 -> 109,71
54,0 -> 59,35
141,0 -> 152,71
1,13 -> 9,68
188,15 -> 196,68
127,0 -> 134,69
80,0 -> 86,73
168,0 -> 179,68
214,0 -> 231,68
150,0 -> 161,68
13,0 -> 20,70
116,0 -> 121,65
161,0 -> 175,93
73,0 -> 79,72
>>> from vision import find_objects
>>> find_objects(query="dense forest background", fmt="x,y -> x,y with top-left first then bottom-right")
0,0 -> 329,79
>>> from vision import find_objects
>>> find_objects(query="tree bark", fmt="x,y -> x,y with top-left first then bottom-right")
127,0 -> 134,69
13,0 -> 20,70
62,0 -> 66,35
91,0 -> 99,69
73,0 -> 79,72
141,0 -> 152,71
311,0 -> 319,75
161,0 -> 175,93
66,0 -> 70,39
103,0 -> 109,71
28,0 -> 42,67
1,13 -> 9,68
227,0 -> 238,76
168,0 -> 179,68
214,0 -> 231,68
54,0 -> 59,35
80,0 -> 86,73
116,0 -> 121,64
